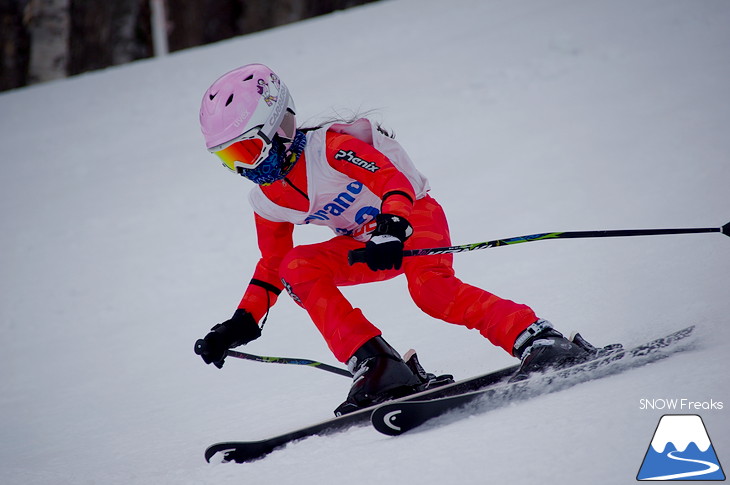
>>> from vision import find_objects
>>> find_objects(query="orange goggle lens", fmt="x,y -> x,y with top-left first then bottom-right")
214,137 -> 267,172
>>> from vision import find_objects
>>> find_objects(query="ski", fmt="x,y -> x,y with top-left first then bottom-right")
371,326 -> 696,436
205,360 -> 523,463
205,326 -> 695,462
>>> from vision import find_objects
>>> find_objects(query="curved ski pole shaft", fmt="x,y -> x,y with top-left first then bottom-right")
225,349 -> 352,377
348,222 -> 729,264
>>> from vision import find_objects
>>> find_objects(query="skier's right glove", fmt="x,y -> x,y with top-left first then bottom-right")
363,213 -> 413,271
194,309 -> 261,369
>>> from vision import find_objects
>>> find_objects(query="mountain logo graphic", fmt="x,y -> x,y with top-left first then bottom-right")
637,414 -> 725,481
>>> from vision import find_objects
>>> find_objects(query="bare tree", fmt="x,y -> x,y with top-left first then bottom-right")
111,0 -> 144,65
1,0 -> 30,90
24,0 -> 69,84
1,0 -> 382,92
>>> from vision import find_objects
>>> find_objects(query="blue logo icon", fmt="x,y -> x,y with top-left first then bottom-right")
637,414 -> 725,481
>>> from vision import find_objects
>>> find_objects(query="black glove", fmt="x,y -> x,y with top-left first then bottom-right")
194,309 -> 261,368
364,213 -> 413,271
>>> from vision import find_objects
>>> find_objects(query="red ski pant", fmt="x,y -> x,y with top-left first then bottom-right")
279,195 -> 537,362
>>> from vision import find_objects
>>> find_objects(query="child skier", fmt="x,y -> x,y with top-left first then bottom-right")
194,64 -> 596,414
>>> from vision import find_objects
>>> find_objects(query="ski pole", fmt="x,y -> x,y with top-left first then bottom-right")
225,348 -> 352,377
348,221 -> 730,265
194,339 -> 351,376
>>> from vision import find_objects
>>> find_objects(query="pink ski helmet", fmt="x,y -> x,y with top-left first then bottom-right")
199,64 -> 297,172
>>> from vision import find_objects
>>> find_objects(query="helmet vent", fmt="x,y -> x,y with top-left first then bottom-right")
243,74 -> 253,82
225,94 -> 234,106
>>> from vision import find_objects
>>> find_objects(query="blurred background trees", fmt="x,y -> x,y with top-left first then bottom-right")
0,0 -> 380,92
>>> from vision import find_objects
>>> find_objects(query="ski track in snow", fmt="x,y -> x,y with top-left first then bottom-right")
1,0 -> 729,484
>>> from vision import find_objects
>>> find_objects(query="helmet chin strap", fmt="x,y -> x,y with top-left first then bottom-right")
277,130 -> 308,179
285,129 -> 307,159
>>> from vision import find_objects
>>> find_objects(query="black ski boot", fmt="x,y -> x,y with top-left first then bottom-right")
510,319 -> 599,382
334,336 -> 447,416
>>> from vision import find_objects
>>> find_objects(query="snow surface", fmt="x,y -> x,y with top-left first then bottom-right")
1,0 -> 729,483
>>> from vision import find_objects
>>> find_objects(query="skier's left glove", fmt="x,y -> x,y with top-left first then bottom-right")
194,309 -> 261,369
364,213 -> 413,271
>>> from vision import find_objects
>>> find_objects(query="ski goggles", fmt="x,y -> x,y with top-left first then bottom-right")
210,128 -> 273,173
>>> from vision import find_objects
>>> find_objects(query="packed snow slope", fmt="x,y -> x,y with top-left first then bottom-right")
1,0 -> 729,483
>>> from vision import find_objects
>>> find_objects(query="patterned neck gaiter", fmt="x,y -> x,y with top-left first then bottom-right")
240,130 -> 307,186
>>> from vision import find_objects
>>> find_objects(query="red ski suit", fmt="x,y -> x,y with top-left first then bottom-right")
239,130 -> 537,362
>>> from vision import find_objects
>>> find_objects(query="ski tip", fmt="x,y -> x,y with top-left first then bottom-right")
204,448 -> 218,463
204,444 -> 244,464
722,221 -> 730,237
205,440 -> 283,464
